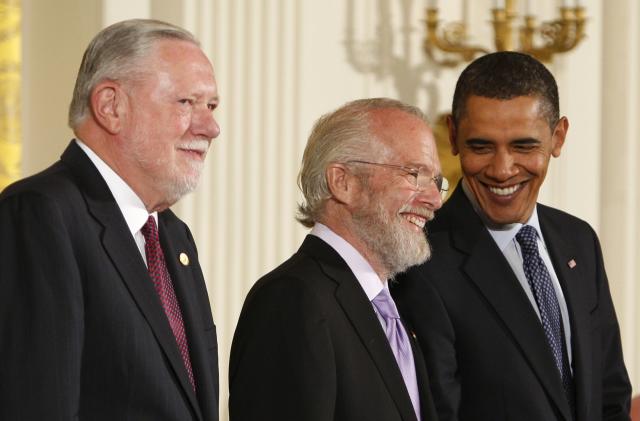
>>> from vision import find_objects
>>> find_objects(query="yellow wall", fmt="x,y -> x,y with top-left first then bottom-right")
0,0 -> 21,190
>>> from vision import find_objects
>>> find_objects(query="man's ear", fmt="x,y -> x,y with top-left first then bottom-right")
551,116 -> 569,158
326,163 -> 360,205
447,115 -> 459,156
90,81 -> 126,134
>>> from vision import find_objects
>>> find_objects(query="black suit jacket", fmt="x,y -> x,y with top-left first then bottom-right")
0,142 -> 219,421
229,235 -> 438,421
393,185 -> 631,421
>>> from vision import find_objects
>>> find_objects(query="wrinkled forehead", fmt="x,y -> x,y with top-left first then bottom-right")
369,110 -> 438,169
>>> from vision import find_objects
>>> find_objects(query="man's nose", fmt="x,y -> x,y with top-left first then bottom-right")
414,181 -> 443,211
192,106 -> 220,139
486,150 -> 517,181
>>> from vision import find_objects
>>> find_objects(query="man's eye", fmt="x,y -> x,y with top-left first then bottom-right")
207,103 -> 217,111
404,170 -> 419,181
179,99 -> 193,105
468,145 -> 492,153
513,144 -> 537,152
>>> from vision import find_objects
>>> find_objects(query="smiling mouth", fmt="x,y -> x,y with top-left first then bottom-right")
487,183 -> 523,196
404,214 -> 427,229
178,142 -> 209,160
179,148 -> 206,160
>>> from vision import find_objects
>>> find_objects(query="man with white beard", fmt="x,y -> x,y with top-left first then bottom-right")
229,98 -> 446,421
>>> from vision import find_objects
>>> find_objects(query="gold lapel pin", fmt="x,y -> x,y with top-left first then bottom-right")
179,252 -> 190,266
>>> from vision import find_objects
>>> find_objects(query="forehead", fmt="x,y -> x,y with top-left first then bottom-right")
369,108 -> 437,166
137,39 -> 217,91
458,95 -> 551,137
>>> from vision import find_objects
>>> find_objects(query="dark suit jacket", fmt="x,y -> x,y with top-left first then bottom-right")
0,142 -> 219,421
229,235 -> 438,421
393,184 -> 631,421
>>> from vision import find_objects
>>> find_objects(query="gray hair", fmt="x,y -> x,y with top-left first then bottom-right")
68,19 -> 198,129
296,98 -> 428,228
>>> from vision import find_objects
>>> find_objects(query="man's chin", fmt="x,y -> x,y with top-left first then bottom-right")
388,238 -> 431,279
160,175 -> 200,206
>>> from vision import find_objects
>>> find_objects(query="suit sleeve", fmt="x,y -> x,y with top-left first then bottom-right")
229,277 -> 336,421
591,231 -> 632,421
0,192 -> 84,420
395,269 -> 461,421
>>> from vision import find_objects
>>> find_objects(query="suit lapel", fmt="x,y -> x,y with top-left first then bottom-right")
61,142 -> 203,420
539,209 -> 593,419
160,214 -> 206,421
301,236 -> 418,421
405,321 -> 438,420
447,187 -> 572,420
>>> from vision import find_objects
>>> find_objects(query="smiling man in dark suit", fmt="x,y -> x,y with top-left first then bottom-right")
0,19 -> 221,420
229,98 -> 446,421
393,52 -> 632,421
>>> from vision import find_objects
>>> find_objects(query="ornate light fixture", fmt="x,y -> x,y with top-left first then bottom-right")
424,0 -> 587,66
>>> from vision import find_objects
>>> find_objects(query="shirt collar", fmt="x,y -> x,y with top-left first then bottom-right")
461,179 -> 542,251
75,138 -> 157,234
310,223 -> 385,301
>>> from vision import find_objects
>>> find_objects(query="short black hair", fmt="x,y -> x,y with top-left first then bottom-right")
451,51 -> 560,128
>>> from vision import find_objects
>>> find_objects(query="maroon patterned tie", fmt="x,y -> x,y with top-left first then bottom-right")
141,216 -> 195,391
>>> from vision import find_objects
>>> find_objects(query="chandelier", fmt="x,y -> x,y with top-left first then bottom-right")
424,0 -> 587,66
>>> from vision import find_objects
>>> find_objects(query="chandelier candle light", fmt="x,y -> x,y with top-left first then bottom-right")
424,0 -> 586,65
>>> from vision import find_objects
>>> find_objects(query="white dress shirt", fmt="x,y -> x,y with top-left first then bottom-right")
75,139 -> 156,266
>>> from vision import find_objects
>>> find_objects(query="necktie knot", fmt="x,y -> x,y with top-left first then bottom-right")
516,224 -> 539,255
141,216 -> 159,243
372,288 -> 400,320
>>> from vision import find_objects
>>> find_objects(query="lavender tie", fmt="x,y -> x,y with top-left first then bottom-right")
372,287 -> 421,420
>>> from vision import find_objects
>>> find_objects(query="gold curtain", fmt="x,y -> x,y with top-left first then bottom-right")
0,0 -> 21,191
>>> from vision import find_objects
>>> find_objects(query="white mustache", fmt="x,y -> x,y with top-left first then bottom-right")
178,139 -> 210,153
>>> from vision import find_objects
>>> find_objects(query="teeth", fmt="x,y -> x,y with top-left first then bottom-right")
179,140 -> 209,154
405,214 -> 426,229
180,147 -> 206,153
488,184 -> 520,196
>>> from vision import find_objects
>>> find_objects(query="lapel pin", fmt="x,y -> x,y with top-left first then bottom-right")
410,330 -> 417,340
567,259 -> 577,269
179,252 -> 190,266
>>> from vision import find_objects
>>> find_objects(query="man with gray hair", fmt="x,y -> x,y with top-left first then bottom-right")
0,19 -> 220,420
229,98 -> 445,421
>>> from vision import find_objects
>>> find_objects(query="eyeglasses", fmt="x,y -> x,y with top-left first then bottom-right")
346,160 -> 449,199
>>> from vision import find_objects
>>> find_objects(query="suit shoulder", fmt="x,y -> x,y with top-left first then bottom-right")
245,248 -> 344,316
249,251 -> 324,298
0,160 -> 81,205
537,203 -> 598,239
235,251 -> 335,344
0,161 -> 87,224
